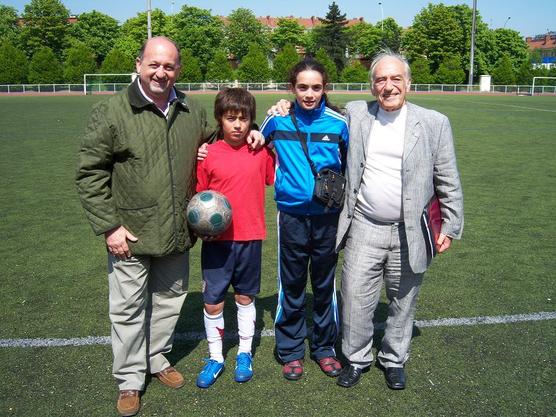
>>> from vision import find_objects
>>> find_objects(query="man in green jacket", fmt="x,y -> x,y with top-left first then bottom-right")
77,36 -> 210,416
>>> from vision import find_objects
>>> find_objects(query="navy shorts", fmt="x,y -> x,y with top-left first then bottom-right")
201,240 -> 262,305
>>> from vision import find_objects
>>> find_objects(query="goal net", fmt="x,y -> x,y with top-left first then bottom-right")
531,76 -> 556,95
83,73 -> 138,95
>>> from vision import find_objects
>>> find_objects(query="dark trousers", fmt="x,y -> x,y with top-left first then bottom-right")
275,211 -> 340,363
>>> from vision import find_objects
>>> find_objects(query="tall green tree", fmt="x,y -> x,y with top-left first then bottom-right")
493,28 -> 529,72
0,5 -> 20,46
435,54 -> 465,84
63,42 -> 96,83
237,43 -> 270,82
401,3 -> 464,73
178,49 -> 203,83
270,18 -> 306,51
315,2 -> 349,71
492,53 -> 516,85
100,46 -> 135,79
225,8 -> 269,61
169,6 -> 224,74
516,59 -> 533,85
0,41 -> 28,83
119,9 -> 170,47
315,48 -> 338,83
111,36 -> 142,67
20,0 -> 70,58
272,44 -> 300,82
205,49 -> 234,83
346,21 -> 380,60
340,60 -> 368,83
69,10 -> 119,65
377,17 -> 402,52
28,46 -> 63,83
410,56 -> 435,84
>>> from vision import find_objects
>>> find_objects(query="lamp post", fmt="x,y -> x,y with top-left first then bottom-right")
378,2 -> 384,31
503,16 -> 511,28
468,0 -> 477,90
146,0 -> 152,39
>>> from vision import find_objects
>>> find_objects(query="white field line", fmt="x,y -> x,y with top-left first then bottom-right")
1,311 -> 555,348
467,101 -> 556,113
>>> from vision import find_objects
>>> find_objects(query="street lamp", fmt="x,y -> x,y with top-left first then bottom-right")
503,16 -> 511,28
378,2 -> 384,31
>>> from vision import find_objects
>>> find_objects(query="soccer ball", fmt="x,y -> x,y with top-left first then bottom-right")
186,190 -> 232,237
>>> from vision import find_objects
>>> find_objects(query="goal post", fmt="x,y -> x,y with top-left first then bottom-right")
531,77 -> 556,96
83,73 -> 138,95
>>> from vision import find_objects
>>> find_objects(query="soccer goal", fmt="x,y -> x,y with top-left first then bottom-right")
531,77 -> 556,95
83,73 -> 138,95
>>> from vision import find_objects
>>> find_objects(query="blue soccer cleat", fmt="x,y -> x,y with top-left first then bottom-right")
196,358 -> 225,388
234,352 -> 253,383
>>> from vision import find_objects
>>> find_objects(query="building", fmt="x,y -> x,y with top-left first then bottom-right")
526,32 -> 556,69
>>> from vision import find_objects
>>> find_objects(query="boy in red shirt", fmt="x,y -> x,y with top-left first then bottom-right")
195,88 -> 275,388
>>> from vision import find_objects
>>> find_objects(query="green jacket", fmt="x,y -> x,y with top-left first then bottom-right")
76,80 -> 211,256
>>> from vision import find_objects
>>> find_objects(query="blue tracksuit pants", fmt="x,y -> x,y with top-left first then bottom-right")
275,211 -> 340,363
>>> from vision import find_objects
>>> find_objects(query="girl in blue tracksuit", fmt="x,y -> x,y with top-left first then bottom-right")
260,58 -> 349,380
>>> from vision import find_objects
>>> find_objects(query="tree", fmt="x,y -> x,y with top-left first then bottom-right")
28,46 -> 63,83
69,10 -> 119,65
492,54 -> 516,85
340,60 -> 368,83
119,9 -> 170,47
237,43 -> 270,82
111,36 -> 142,67
272,44 -> 300,82
271,18 -> 306,51
435,54 -> 465,84
225,8 -> 269,61
493,29 -> 529,72
63,42 -> 96,83
0,41 -> 28,83
346,21 -> 381,59
401,4 -> 464,73
205,49 -> 234,82
515,59 -> 533,85
20,0 -> 70,58
178,49 -> 203,83
0,5 -> 20,46
315,48 -> 338,83
169,6 -> 224,75
410,56 -> 435,84
315,2 -> 349,71
100,47 -> 135,81
377,17 -> 402,52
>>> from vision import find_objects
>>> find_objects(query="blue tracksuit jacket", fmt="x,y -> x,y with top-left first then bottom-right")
260,100 -> 349,215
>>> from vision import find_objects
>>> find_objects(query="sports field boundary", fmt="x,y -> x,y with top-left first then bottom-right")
2,311 -> 554,348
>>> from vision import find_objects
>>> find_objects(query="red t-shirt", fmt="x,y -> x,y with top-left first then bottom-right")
196,140 -> 275,241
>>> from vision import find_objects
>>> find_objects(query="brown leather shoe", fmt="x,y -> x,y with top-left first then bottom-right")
153,366 -> 185,389
116,390 -> 140,417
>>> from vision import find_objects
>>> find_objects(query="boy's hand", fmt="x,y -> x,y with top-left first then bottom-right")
198,234 -> 219,241
197,143 -> 208,161
246,130 -> 265,150
267,99 -> 291,116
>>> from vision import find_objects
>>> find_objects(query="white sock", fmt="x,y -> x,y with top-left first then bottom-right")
236,300 -> 256,355
204,309 -> 224,363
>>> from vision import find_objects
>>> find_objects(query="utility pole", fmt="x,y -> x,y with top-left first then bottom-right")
468,0 -> 477,90
147,0 -> 152,39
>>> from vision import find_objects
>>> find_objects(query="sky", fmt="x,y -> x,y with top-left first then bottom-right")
4,0 -> 555,38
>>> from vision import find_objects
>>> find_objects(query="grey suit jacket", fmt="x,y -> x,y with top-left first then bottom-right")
336,100 -> 464,274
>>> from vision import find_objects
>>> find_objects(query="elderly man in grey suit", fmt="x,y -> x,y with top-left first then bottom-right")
335,50 -> 464,390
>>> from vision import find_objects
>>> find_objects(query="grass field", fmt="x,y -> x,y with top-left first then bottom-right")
0,92 -> 555,417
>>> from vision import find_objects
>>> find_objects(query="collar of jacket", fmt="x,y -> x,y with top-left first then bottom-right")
293,98 -> 326,122
127,78 -> 189,112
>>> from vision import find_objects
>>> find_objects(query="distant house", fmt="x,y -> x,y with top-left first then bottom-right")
526,32 -> 556,69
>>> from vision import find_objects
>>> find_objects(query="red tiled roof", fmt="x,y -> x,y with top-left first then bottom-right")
526,33 -> 556,50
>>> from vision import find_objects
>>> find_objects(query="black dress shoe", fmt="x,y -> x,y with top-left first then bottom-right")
385,367 -> 406,390
336,364 -> 362,388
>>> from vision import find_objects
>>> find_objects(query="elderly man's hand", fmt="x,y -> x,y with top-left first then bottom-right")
105,226 -> 138,260
267,99 -> 291,116
436,233 -> 452,254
